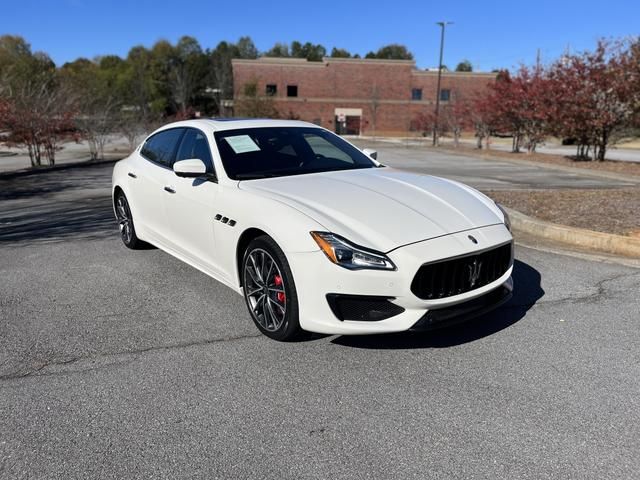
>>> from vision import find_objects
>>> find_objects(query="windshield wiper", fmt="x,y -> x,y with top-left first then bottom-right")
235,172 -> 279,180
235,165 -> 376,180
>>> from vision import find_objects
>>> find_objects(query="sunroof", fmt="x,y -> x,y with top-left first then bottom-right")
210,117 -> 265,122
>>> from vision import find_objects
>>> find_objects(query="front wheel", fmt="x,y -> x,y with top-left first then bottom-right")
242,236 -> 303,341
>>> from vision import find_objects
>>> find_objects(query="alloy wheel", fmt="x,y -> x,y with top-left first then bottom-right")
244,248 -> 287,332
116,195 -> 133,245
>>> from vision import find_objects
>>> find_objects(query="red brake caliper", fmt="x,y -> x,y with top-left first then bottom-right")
274,274 -> 285,303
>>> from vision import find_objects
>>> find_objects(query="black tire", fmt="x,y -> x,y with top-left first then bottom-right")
114,191 -> 147,250
242,235 -> 303,341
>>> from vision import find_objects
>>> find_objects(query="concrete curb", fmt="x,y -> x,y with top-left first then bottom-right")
505,206 -> 640,259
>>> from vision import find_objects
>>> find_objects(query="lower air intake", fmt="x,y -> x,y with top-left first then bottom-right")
326,294 -> 405,322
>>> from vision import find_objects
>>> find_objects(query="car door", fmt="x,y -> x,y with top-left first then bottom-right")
163,127 -> 221,274
132,128 -> 185,243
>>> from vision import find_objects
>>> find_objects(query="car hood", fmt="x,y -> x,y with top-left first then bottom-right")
238,168 -> 503,252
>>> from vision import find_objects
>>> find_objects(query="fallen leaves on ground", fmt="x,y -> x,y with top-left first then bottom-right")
486,188 -> 640,236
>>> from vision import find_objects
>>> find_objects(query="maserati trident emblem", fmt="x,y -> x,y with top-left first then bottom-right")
468,259 -> 482,287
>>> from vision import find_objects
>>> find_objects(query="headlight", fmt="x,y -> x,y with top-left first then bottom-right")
496,203 -> 511,232
310,232 -> 396,271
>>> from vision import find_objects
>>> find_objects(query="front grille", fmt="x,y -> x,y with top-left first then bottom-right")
326,294 -> 405,321
411,242 -> 513,300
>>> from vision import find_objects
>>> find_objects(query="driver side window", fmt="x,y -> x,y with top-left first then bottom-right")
303,134 -> 353,164
176,128 -> 214,172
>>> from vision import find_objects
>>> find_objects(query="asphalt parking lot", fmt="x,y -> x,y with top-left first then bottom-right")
353,140 -> 639,190
1,154 -> 639,479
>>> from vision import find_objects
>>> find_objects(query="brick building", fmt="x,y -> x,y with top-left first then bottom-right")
232,57 -> 496,136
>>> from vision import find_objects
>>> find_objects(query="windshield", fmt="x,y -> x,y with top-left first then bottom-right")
214,127 -> 376,180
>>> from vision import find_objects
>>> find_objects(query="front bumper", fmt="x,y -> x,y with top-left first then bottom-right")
288,223 -> 514,335
409,284 -> 512,331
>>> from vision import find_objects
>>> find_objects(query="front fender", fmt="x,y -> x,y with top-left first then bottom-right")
213,186 -> 323,287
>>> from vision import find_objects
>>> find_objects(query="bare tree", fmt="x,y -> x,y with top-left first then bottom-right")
124,46 -> 154,122
60,58 -> 120,160
235,80 -> 279,118
442,92 -> 471,147
75,97 -> 118,160
118,109 -> 148,152
209,42 -> 235,115
370,84 -> 380,138
168,36 -> 205,113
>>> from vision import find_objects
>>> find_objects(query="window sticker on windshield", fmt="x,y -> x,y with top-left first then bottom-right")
224,135 -> 261,154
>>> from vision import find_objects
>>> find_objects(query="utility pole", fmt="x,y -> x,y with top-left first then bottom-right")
433,21 -> 452,147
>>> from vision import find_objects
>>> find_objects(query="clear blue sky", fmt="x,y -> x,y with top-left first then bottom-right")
1,0 -> 638,71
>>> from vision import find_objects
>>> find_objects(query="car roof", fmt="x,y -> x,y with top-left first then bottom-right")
153,118 -> 320,133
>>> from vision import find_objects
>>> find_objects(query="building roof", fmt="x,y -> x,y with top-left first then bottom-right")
232,56 -> 414,66
232,56 -> 495,75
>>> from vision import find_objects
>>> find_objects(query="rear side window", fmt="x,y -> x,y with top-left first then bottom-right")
141,128 -> 184,167
176,128 -> 214,171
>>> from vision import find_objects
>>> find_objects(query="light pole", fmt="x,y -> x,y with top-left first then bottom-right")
433,21 -> 452,146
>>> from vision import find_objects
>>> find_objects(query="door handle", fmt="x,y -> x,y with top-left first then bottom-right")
128,172 -> 137,178
164,186 -> 176,194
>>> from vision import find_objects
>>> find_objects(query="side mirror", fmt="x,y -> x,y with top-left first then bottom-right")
362,148 -> 384,167
362,148 -> 378,160
173,159 -> 207,178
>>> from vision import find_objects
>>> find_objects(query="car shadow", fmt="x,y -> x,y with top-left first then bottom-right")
0,162 -> 116,201
0,197 -> 118,245
0,162 -> 155,246
330,259 -> 544,349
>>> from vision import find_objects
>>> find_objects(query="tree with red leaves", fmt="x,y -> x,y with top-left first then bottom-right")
475,40 -> 640,160
547,40 -> 639,160
410,110 -> 437,138
483,70 -> 526,152
0,36 -> 75,166
469,95 -> 500,149
480,68 -> 551,153
515,65 -> 554,153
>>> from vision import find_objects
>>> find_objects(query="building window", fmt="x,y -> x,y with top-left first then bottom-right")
266,84 -> 277,96
287,85 -> 298,97
440,89 -> 451,102
411,88 -> 422,101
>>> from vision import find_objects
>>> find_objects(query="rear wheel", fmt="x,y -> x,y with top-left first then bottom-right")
242,236 -> 303,341
115,192 -> 146,249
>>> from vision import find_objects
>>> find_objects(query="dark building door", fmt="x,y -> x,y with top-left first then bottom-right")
335,115 -> 360,135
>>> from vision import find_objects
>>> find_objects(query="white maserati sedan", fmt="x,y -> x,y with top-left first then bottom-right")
112,118 -> 513,340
